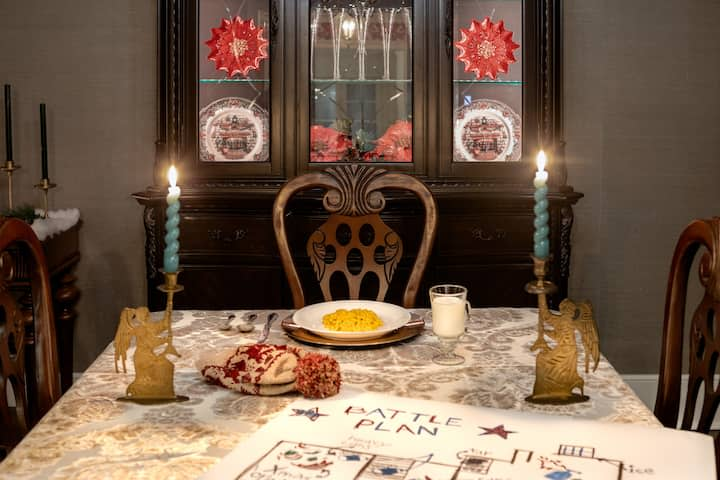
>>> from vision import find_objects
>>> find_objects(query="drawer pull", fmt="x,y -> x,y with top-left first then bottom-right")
470,227 -> 506,241
208,228 -> 248,243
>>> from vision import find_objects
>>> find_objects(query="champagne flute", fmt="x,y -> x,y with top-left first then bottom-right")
429,284 -> 470,365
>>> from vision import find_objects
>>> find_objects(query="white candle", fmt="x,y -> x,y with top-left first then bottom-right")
431,296 -> 466,338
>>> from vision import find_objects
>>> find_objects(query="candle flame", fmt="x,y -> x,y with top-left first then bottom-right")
536,150 -> 547,172
168,165 -> 178,188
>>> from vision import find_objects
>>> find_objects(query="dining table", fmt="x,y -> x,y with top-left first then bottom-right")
0,307 -> 660,479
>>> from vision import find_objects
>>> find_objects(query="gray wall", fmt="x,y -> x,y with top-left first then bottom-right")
1,1 -> 718,373
0,1 -> 156,369
565,1 -> 720,372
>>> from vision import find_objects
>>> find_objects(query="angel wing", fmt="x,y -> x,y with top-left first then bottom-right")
113,307 -> 136,373
382,231 -> 403,284
307,229 -> 327,282
574,301 -> 600,373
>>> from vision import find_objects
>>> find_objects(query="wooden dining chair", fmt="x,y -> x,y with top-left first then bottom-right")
654,217 -> 720,475
0,218 -> 60,457
273,165 -> 438,309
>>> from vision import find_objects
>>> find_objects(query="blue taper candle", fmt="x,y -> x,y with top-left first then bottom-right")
164,166 -> 181,273
533,151 -> 550,259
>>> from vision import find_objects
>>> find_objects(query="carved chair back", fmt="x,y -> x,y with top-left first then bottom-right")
273,165 -> 438,308
0,218 -> 60,456
654,217 -> 720,474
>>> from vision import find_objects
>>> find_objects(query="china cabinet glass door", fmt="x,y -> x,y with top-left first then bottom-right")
439,0 -> 547,182
180,0 -> 285,180
299,0 -> 424,172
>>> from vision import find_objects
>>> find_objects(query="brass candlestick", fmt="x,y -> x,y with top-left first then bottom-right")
1,161 -> 19,209
525,256 -> 600,405
33,178 -> 56,219
113,270 -> 188,404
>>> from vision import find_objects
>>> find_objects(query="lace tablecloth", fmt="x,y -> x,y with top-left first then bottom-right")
0,308 -> 659,478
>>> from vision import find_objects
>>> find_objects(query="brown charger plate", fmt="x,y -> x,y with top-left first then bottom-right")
282,316 -> 425,349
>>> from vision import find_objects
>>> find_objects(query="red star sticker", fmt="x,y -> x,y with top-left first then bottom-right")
478,424 -> 515,439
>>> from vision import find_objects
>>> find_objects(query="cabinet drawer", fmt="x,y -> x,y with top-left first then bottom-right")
158,265 -> 285,310
435,214 -> 533,258
180,214 -> 278,256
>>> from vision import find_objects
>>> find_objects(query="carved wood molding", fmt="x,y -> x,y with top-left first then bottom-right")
143,205 -> 158,279
559,205 -> 574,278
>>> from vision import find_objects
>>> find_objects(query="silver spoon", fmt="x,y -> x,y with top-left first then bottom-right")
219,314 -> 235,331
236,313 -> 257,333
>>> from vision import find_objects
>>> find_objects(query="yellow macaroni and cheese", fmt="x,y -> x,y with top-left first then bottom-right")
322,308 -> 383,332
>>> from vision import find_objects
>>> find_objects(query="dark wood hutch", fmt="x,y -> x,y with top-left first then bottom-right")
134,0 -> 582,311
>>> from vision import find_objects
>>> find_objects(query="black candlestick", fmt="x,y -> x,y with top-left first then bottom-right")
40,103 -> 48,180
4,85 -> 12,162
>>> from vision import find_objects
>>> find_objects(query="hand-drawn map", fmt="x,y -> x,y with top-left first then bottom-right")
200,389 -> 715,480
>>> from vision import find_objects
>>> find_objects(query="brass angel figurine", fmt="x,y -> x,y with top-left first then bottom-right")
527,296 -> 600,404
114,306 -> 182,402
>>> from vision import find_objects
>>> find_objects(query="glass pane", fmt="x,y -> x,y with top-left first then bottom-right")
453,1 -> 522,162
198,0 -> 271,163
310,0 -> 413,163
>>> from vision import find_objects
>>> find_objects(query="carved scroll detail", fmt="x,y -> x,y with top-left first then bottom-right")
698,220 -> 720,301
322,165 -> 387,216
143,206 -> 158,279
559,206 -> 574,279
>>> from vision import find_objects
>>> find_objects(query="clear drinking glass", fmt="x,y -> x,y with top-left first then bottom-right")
429,284 -> 470,365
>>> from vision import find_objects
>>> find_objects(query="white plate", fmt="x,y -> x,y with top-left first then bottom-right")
292,300 -> 411,341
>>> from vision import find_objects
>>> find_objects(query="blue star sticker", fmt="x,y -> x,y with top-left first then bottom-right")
545,471 -> 572,480
379,466 -> 399,476
290,407 -> 327,421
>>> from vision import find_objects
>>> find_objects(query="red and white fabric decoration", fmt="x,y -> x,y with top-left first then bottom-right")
199,344 -> 341,398
455,17 -> 520,80
206,16 -> 269,77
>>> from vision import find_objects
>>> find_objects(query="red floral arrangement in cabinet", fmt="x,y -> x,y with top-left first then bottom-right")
455,17 -> 519,80
365,120 -> 412,162
206,16 -> 269,77
310,125 -> 353,162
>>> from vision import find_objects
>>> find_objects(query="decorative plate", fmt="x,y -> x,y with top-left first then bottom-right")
205,16 -> 269,78
199,97 -> 269,162
453,99 -> 521,162
292,300 -> 411,341
455,17 -> 520,80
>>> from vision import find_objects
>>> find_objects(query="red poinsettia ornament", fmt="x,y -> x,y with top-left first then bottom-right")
310,125 -> 353,162
366,120 -> 412,162
455,17 -> 520,80
206,16 -> 269,77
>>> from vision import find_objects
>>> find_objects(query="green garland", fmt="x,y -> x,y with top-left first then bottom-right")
1,204 -> 40,224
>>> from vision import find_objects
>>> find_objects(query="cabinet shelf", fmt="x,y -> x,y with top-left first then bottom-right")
453,80 -> 523,85
311,79 -> 412,84
199,78 -> 270,84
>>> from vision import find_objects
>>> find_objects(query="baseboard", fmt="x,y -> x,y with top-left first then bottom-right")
623,374 -> 720,430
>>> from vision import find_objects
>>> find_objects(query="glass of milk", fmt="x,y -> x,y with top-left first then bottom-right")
429,284 -> 470,365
